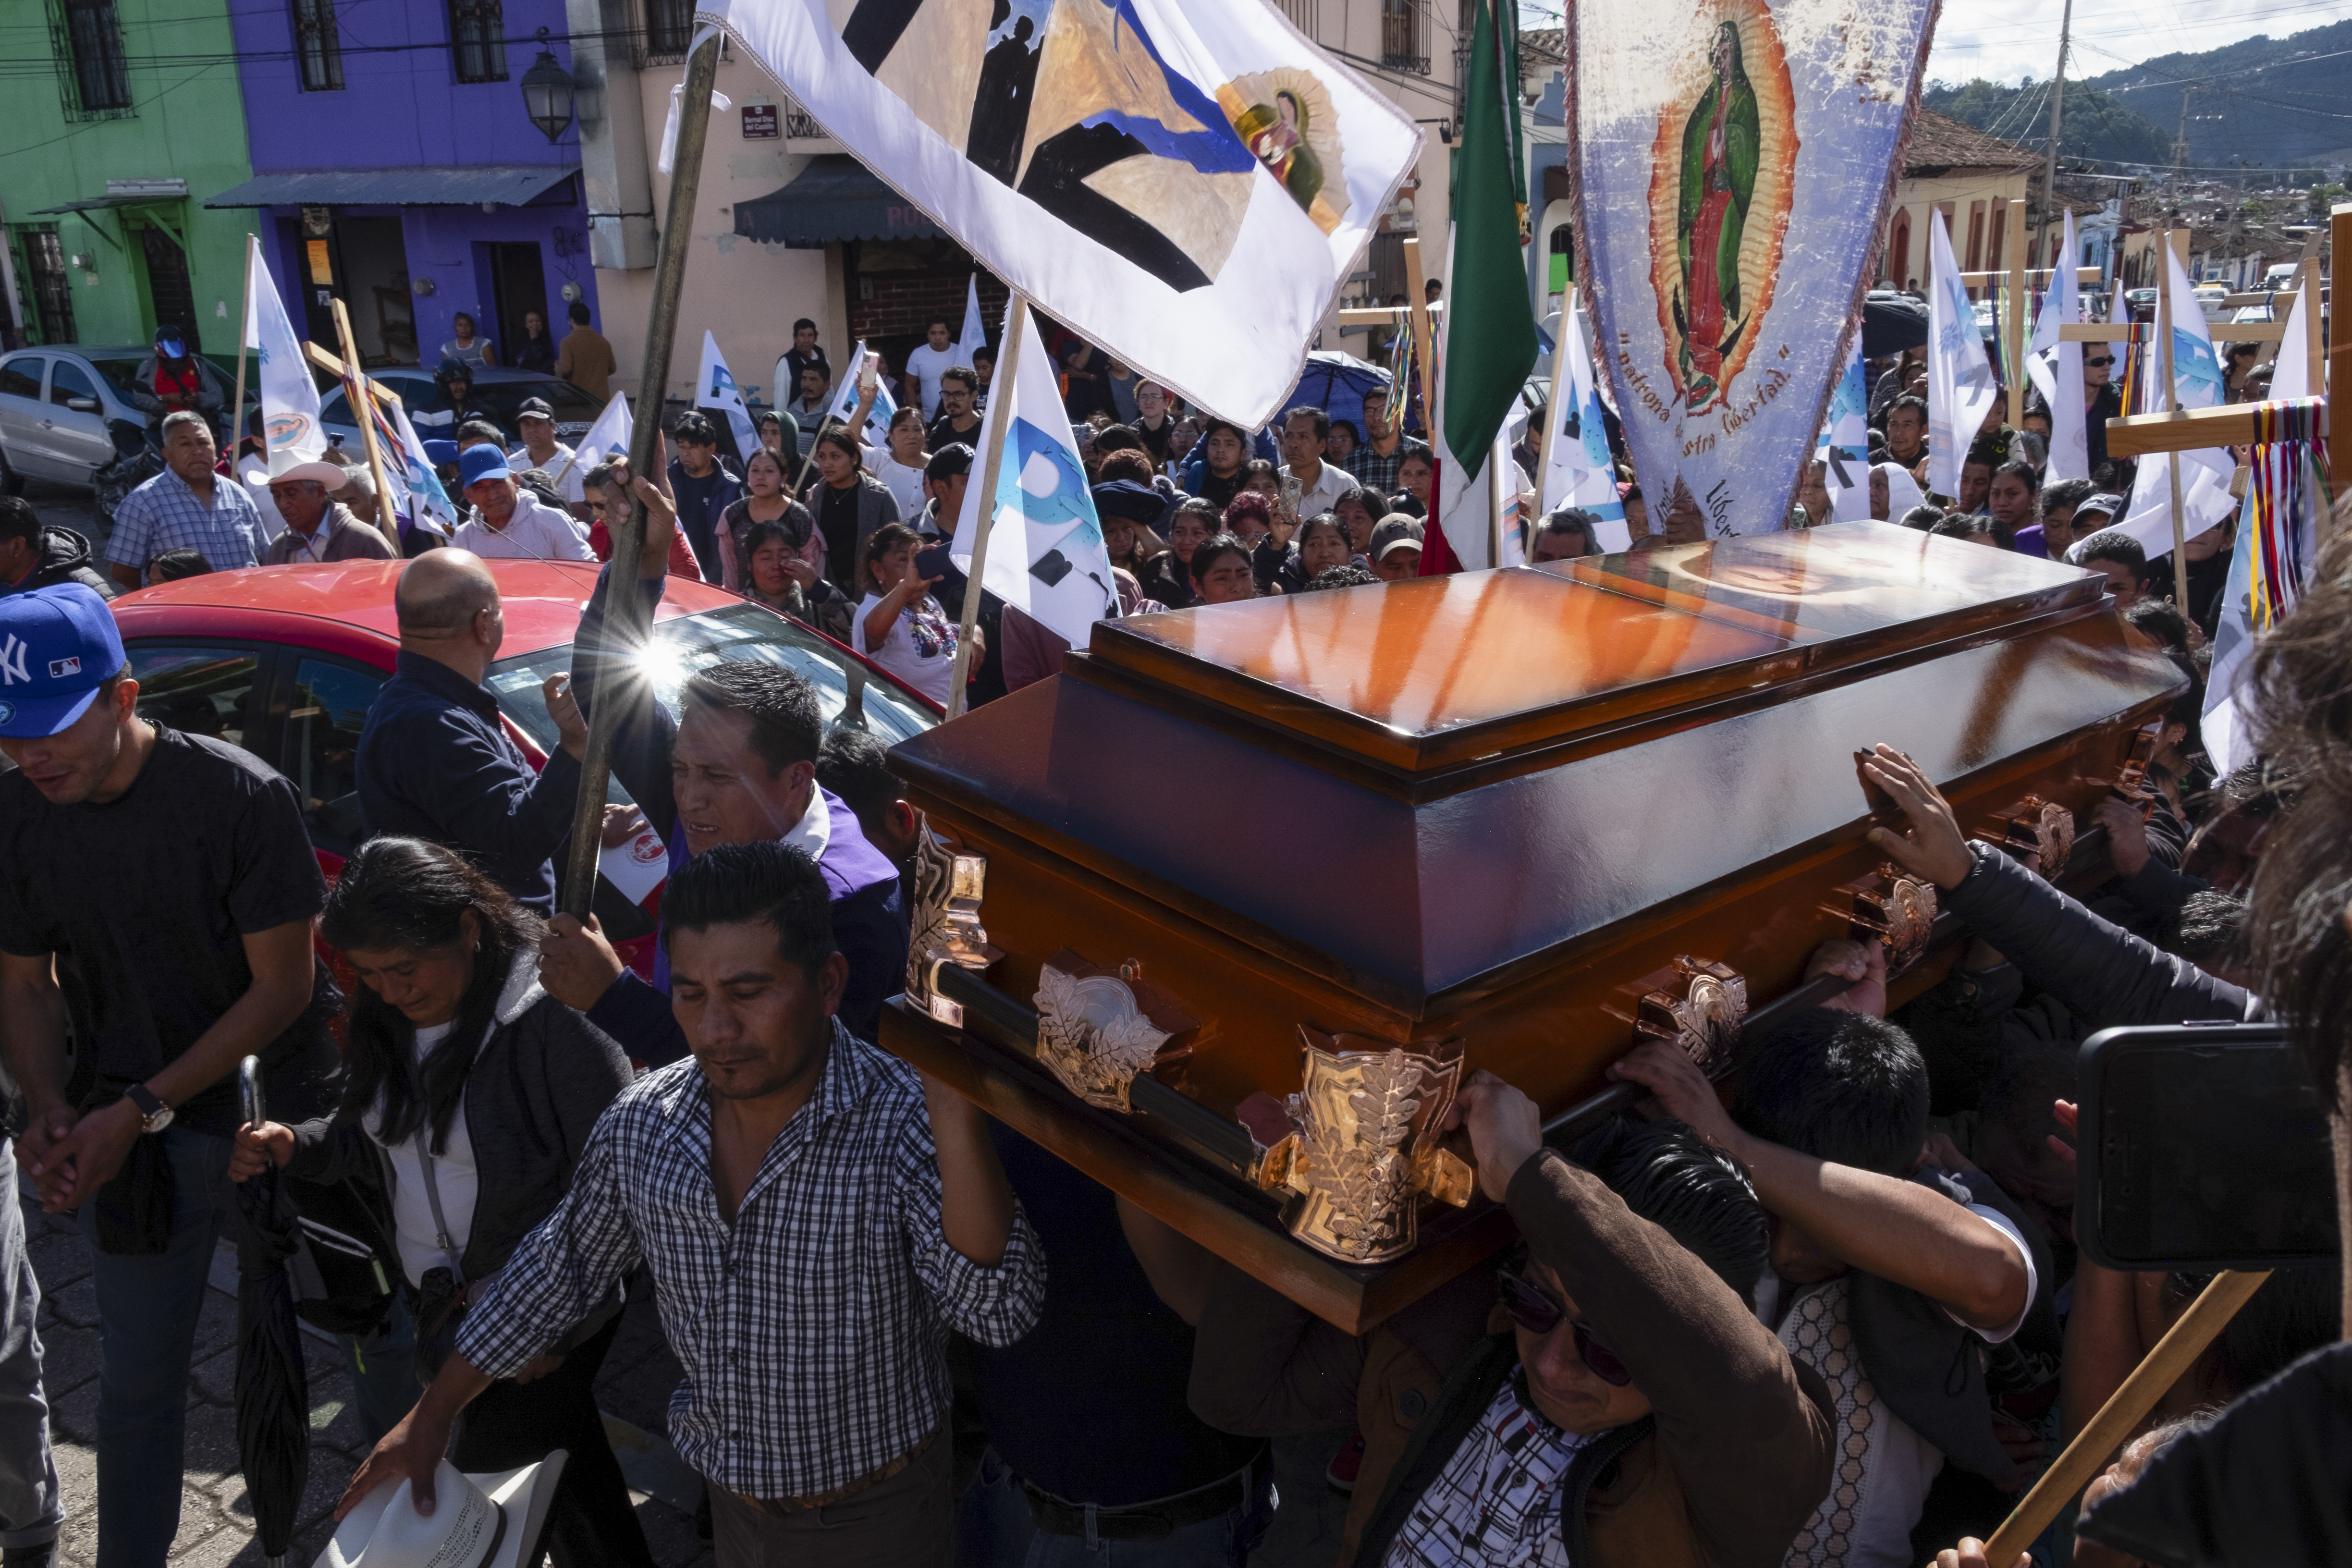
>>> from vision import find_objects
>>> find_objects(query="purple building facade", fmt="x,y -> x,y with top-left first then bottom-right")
209,0 -> 600,371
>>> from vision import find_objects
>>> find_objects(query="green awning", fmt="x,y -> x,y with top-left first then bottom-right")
734,156 -> 943,248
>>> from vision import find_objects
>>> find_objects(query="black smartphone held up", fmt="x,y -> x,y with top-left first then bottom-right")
913,543 -> 955,582
2078,1022 -> 2340,1271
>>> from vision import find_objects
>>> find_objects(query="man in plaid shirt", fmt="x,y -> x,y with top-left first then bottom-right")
102,412 -> 261,590
1344,396 -> 1430,499
338,842 -> 1045,1565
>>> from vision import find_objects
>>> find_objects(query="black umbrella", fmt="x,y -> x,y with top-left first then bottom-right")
233,1057 -> 310,1568
1862,291 -> 1931,359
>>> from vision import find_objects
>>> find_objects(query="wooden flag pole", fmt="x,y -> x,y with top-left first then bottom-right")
1402,237 -> 1440,439
2156,228 -> 2190,609
2331,203 -> 2352,498
944,293 -> 1029,721
1980,1270 -> 2269,1564
1536,295 -> 1574,509
2005,199 -> 2028,430
231,234 -> 257,461
559,29 -> 723,919
328,298 -> 401,551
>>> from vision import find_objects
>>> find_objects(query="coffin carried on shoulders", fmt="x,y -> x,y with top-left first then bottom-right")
881,522 -> 2186,1330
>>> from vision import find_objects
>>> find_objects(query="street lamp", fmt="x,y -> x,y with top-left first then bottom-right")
520,29 -> 576,144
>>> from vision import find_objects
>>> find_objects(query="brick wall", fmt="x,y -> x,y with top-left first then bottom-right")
849,250 -> 1009,368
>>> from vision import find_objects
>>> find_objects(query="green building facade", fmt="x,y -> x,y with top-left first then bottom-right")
1,0 -> 255,355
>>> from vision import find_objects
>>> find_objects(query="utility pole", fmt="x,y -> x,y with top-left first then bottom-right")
2173,87 -> 2193,193
2040,0 -> 2074,267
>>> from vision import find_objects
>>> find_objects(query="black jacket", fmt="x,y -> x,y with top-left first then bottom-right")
1939,842 -> 2255,1028
5,526 -> 116,600
355,650 -> 584,914
284,961 -> 632,1287
2076,1343 -> 2352,1567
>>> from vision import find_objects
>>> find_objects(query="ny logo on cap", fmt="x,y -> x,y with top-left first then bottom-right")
0,636 -> 27,687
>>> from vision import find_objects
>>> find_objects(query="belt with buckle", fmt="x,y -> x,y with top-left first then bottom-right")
725,1423 -> 941,1519
1019,1460 -> 1256,1543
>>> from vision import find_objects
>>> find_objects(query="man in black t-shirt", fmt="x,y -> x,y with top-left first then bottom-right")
0,584 -> 340,1565
926,366 -> 984,451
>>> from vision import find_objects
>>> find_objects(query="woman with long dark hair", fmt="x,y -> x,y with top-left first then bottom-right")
800,425 -> 901,596
230,838 -> 650,1568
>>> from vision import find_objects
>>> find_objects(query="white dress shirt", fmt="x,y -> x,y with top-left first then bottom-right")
453,488 -> 596,562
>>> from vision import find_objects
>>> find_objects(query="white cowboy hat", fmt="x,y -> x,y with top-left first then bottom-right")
256,445 -> 350,491
314,1455 -> 566,1568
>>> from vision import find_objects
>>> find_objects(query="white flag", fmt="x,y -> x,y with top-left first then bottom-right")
386,398 -> 459,538
571,392 -> 633,477
2025,211 -> 2088,482
2270,284 -> 2312,401
695,332 -> 760,465
2095,246 -> 2236,562
956,275 -> 988,374
825,342 -> 899,452
702,0 -> 1421,427
1925,212 -> 1999,502
950,303 -> 1120,649
1537,292 -> 1631,550
1815,346 -> 1872,524
244,234 -> 324,461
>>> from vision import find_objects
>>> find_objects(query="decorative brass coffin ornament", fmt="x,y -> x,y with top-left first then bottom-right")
1992,796 -> 2076,878
1240,1030 -> 1474,1265
905,826 -> 1001,1026
1633,957 -> 1748,1074
1033,963 -> 1178,1112
1834,864 -> 1939,974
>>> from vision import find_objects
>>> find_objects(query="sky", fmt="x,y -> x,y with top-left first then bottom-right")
1518,0 -> 2352,85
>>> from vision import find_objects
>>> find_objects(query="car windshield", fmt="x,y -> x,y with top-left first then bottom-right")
484,601 -> 936,805
89,358 -> 148,400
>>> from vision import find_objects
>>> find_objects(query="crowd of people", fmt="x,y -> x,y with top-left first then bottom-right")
0,294 -> 2338,1568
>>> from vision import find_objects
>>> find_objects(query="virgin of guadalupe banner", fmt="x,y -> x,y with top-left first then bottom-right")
704,0 -> 1421,429
1568,0 -> 1938,537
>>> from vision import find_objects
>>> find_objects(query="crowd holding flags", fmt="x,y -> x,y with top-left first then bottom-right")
2026,212 -> 2090,484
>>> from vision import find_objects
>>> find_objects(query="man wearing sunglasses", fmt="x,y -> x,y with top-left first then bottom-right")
1174,1075 -> 1835,1568
2082,344 -> 2123,478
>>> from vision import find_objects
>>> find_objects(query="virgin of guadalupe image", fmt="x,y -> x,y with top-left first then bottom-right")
1672,22 -> 1759,412
1235,89 -> 1325,212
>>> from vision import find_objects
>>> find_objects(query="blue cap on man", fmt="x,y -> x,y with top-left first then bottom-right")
0,584 -> 126,739
458,445 -> 513,490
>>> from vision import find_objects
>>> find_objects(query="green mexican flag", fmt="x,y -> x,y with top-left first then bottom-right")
1441,0 -> 1539,466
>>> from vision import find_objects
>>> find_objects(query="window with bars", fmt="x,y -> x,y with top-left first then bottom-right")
292,0 -> 344,91
1381,0 -> 1429,73
20,231 -> 77,345
449,0 -> 507,84
54,0 -> 132,117
643,0 -> 694,62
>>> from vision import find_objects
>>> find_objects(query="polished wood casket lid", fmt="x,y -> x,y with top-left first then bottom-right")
888,523 -> 2185,1016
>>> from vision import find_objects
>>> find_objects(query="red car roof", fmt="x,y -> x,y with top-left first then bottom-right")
109,558 -> 736,657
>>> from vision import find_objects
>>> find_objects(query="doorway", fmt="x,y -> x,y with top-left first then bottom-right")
139,223 -> 196,348
335,216 -> 416,365
486,243 -> 547,369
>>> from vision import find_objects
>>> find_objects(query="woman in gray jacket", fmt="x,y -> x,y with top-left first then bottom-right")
799,425 -> 902,597
232,837 -> 650,1568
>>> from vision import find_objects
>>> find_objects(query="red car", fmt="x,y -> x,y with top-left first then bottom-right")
110,559 -> 940,973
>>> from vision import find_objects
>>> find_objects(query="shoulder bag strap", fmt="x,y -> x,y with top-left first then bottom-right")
410,1127 -> 467,1285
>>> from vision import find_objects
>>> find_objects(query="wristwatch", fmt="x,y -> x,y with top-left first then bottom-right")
124,1083 -> 174,1136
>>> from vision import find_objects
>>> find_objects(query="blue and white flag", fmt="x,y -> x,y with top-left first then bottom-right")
2097,245 -> 2236,562
386,397 -> 459,538
2025,211 -> 2087,482
244,234 -> 323,461
826,341 -> 899,450
956,275 -> 988,377
1927,212 -> 2000,502
1815,345 -> 1871,522
572,392 -> 633,475
1536,292 -> 1630,549
950,301 -> 1119,649
696,332 -> 761,464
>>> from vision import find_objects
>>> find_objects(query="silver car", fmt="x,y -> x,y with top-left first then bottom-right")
0,344 -> 232,493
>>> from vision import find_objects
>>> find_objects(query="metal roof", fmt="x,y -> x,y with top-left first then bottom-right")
202,166 -> 580,209
733,156 -> 943,247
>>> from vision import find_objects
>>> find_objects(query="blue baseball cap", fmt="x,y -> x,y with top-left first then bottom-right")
458,445 -> 513,489
0,584 -> 125,739
422,439 -> 461,466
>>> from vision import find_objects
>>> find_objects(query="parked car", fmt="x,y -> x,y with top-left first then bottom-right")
0,344 -> 251,500
318,365 -> 601,453
110,558 -> 939,977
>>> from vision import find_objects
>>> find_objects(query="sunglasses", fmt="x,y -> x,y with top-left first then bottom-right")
1497,1270 -> 1633,1387
2084,356 -> 2115,368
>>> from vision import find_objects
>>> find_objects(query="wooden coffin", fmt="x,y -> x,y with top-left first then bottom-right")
882,521 -> 2186,1331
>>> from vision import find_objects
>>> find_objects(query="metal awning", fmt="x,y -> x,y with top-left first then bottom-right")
734,156 -> 942,247
203,166 -> 580,209
34,193 -> 184,214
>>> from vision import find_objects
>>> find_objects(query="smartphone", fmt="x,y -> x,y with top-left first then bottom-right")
1281,474 -> 1303,523
2077,1022 -> 2340,1271
859,351 -> 881,394
913,543 -> 955,582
